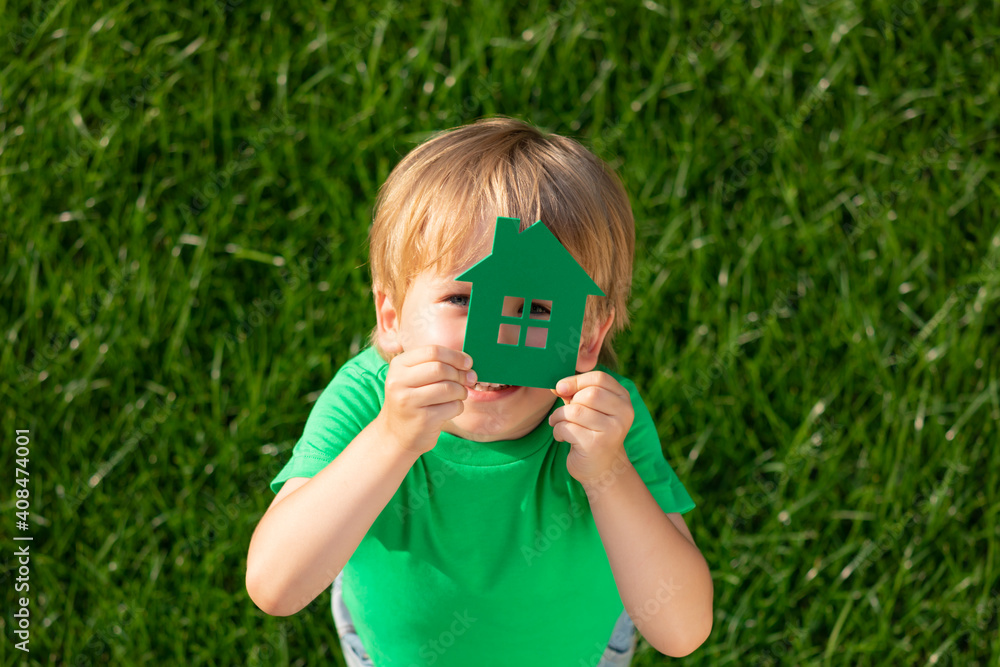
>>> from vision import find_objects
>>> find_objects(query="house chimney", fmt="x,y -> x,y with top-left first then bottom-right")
493,216 -> 522,256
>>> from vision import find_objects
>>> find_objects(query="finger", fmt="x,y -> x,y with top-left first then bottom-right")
554,371 -> 627,400
401,360 -> 476,389
549,404 -> 615,433
405,380 -> 469,408
425,398 -> 465,423
402,345 -> 473,371
552,420 -> 598,446
560,385 -> 625,418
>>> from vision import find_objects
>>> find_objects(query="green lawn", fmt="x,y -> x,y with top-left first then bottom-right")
1,0 -> 998,665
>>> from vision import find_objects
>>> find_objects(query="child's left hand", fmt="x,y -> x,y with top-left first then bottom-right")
548,371 -> 634,488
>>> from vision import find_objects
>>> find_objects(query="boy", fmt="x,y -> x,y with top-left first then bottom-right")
246,117 -> 713,666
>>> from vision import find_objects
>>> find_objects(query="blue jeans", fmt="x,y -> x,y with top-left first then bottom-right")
331,571 -> 637,667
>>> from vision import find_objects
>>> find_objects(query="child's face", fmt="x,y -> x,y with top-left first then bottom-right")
375,258 -> 610,443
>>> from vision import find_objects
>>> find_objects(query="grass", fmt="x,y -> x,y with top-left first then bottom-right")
1,0 -> 998,664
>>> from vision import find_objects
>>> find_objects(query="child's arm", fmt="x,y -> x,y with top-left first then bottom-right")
246,345 -> 476,616
585,464 -> 713,657
550,371 -> 713,657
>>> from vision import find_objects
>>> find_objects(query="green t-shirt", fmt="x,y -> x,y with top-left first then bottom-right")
270,346 -> 695,667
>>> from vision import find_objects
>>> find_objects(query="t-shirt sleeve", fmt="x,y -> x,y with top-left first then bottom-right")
620,377 -> 696,515
269,354 -> 384,494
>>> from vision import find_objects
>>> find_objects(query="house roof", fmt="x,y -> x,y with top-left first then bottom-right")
455,216 -> 605,297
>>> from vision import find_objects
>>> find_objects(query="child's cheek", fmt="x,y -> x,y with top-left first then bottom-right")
418,307 -> 465,352
440,315 -> 468,352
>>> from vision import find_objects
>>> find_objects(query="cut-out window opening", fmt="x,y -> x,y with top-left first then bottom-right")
498,324 -> 520,346
501,296 -> 523,317
498,296 -> 551,348
526,327 -> 548,348
530,300 -> 552,320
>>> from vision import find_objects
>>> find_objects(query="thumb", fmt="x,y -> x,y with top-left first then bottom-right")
550,388 -> 569,407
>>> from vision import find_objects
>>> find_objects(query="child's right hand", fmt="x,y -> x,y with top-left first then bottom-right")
375,345 -> 477,456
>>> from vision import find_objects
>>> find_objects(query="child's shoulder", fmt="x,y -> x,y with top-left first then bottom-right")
332,346 -> 389,387
308,347 -> 387,424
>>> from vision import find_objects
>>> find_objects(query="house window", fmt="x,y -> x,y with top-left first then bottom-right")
498,297 -> 552,348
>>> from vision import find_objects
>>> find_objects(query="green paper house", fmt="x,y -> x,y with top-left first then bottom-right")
455,216 -> 605,389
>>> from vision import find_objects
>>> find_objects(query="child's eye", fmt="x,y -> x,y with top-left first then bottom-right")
517,301 -> 551,316
528,301 -> 551,316
446,294 -> 470,307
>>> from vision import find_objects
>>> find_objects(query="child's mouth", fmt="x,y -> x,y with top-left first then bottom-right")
467,382 -> 520,401
472,382 -> 512,392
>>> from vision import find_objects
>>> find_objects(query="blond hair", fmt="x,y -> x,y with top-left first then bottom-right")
367,116 -> 635,369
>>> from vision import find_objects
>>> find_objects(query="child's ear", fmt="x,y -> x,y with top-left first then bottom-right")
575,309 -> 615,373
374,286 -> 403,356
